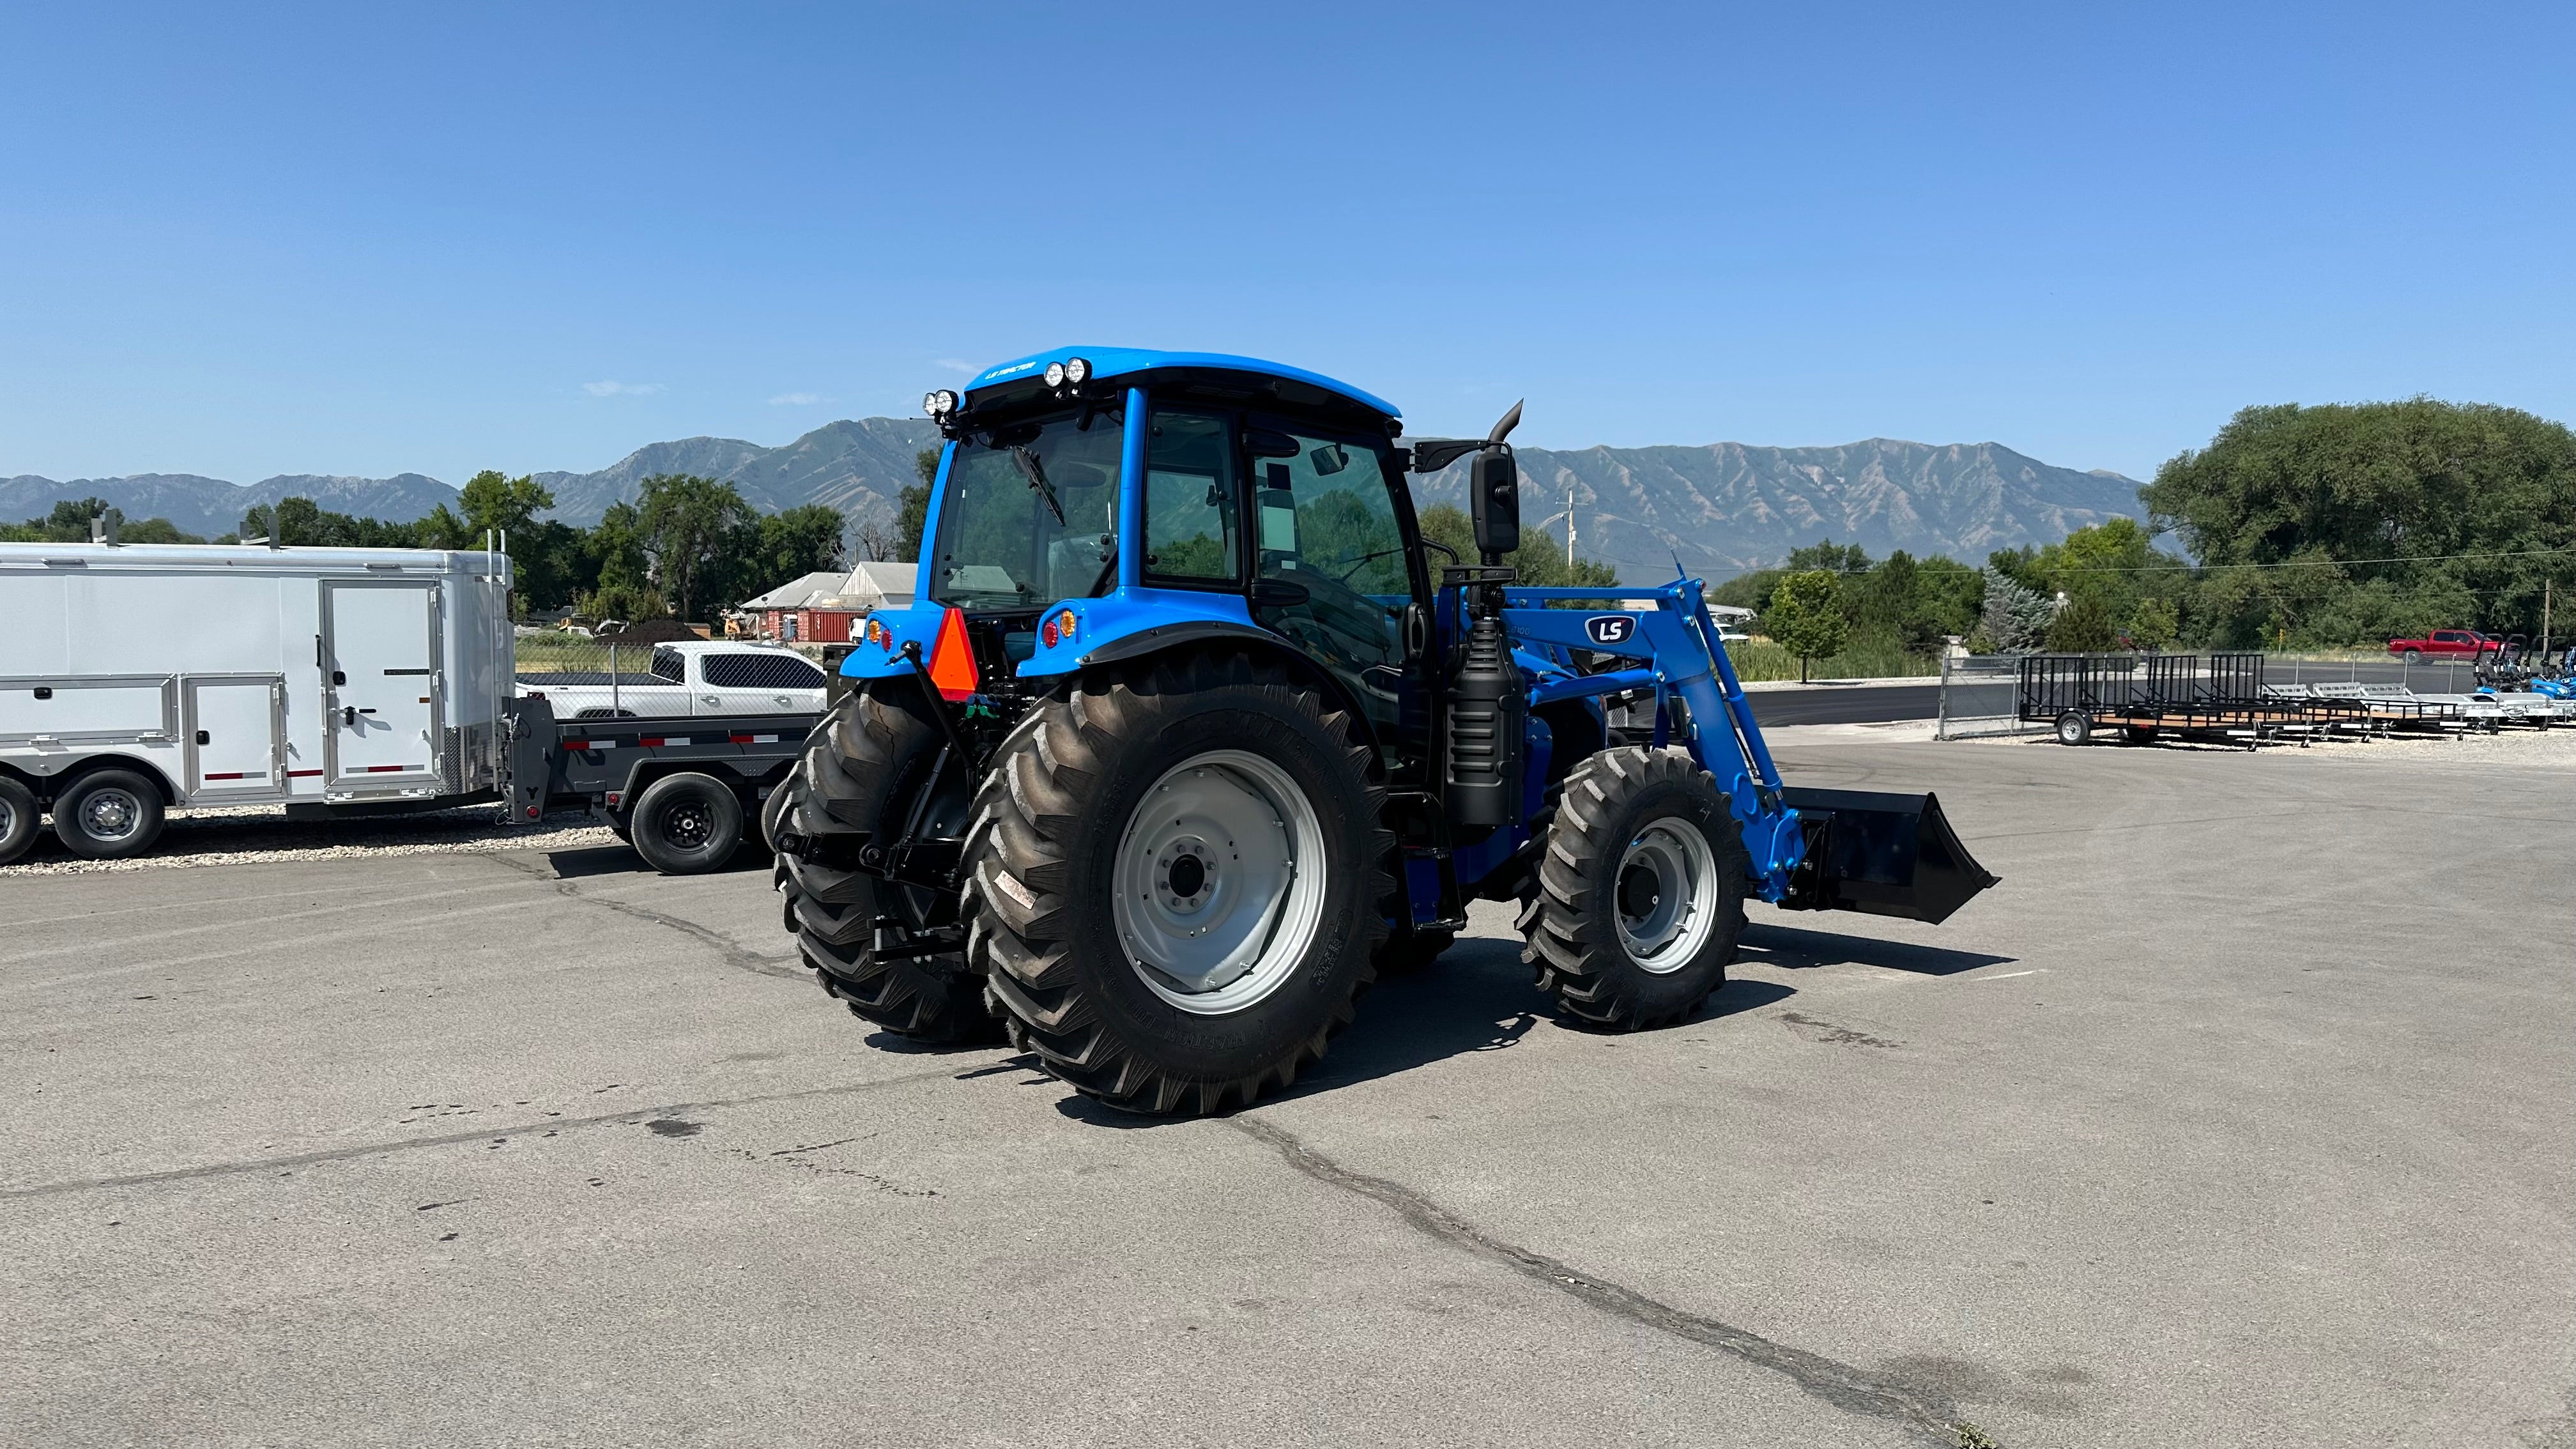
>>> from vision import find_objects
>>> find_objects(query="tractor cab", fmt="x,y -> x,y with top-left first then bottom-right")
851,349 -> 1441,788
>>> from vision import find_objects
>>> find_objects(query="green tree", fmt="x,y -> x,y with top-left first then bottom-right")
241,496 -> 420,548
2046,592 -> 2117,651
635,474 -> 756,624
747,504 -> 848,593
888,447 -> 940,563
1977,568 -> 2052,652
586,500 -> 652,605
2129,597 -> 2179,649
2145,398 -> 2576,645
459,470 -> 554,539
1765,570 -> 1848,682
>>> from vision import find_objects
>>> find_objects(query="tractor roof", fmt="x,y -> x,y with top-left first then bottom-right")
963,347 -> 1400,422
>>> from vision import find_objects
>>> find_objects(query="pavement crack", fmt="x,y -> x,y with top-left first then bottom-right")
0,1064 -> 978,1201
1229,1114 -> 1970,1445
480,853 -> 804,981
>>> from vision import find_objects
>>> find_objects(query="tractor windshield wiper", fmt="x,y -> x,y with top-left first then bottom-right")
1009,445 -> 1065,526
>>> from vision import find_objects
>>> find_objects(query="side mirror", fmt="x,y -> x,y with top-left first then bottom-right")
1471,449 -> 1519,557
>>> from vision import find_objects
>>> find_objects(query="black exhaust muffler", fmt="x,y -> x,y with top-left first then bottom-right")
1776,786 -> 1999,925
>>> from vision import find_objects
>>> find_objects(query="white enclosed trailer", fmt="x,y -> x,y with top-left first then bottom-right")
0,542 -> 514,862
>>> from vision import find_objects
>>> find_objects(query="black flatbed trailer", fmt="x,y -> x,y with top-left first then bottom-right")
2018,652 -> 2322,747
502,696 -> 819,873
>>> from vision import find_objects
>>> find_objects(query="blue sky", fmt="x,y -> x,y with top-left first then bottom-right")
4,2 -> 2570,487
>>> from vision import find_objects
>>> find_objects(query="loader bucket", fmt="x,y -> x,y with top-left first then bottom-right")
1777,787 -> 1999,925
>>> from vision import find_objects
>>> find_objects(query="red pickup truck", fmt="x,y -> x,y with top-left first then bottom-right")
2386,629 -> 2489,662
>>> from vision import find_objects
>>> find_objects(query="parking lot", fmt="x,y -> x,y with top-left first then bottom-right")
4,737 -> 2570,1448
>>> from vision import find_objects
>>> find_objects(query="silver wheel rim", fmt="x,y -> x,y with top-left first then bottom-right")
1112,749 -> 1328,1016
81,787 -> 143,844
1615,818 -> 1719,974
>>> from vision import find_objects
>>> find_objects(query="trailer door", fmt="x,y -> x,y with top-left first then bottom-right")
184,676 -> 285,799
322,581 -> 443,788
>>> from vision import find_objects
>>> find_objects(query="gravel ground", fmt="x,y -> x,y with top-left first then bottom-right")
0,804 -> 620,877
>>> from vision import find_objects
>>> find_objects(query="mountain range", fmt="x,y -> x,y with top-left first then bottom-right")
6,421 -> 2145,576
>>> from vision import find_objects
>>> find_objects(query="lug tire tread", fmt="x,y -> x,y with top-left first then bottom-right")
1524,746 -> 1747,1031
967,652 -> 1390,1116
779,684 -> 1002,1044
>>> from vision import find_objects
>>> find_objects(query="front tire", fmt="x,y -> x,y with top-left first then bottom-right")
969,654 -> 1390,1116
1521,748 -> 1746,1031
52,769 -> 164,860
2055,710 -> 2093,746
779,684 -> 1000,1044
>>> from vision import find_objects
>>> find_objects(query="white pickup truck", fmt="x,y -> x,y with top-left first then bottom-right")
516,640 -> 832,719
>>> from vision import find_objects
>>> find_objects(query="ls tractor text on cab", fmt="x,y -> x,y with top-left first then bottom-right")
770,349 -> 1997,1116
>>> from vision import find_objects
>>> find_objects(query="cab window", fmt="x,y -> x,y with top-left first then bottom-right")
1247,421 -> 1418,685
1144,409 -> 1240,585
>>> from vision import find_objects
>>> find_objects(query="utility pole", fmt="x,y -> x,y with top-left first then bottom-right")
2543,578 -> 2553,663
1566,486 -> 1576,567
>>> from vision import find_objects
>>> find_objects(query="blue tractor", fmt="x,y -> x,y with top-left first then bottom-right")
772,349 -> 1996,1115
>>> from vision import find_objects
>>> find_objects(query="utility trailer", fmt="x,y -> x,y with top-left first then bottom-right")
0,542 -> 513,864
2020,652 -> 2313,747
500,696 -> 816,873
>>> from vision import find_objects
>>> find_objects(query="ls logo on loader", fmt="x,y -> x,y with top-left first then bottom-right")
1583,615 -> 1636,647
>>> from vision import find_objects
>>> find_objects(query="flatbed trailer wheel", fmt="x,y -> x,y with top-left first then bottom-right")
781,684 -> 1000,1044
0,776 -> 38,866
628,771 -> 742,874
968,654 -> 1390,1116
51,769 -> 164,860
2055,710 -> 2093,746
1520,747 -> 1745,1032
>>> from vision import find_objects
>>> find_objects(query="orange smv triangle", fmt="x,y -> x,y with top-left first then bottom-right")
926,606 -> 979,702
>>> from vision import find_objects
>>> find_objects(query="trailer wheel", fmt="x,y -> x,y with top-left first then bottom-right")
2055,711 -> 2093,746
0,776 -> 38,866
51,769 -> 165,860
2124,725 -> 2159,744
780,684 -> 1000,1045
628,772 -> 743,874
968,654 -> 1390,1116
1521,747 -> 1746,1032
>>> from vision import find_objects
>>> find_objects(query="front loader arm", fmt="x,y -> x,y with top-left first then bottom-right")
1499,578 -> 1997,924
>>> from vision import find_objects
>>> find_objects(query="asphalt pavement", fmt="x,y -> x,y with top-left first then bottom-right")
4,739 -> 2570,1447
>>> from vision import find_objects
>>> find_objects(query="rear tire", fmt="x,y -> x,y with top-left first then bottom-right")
629,772 -> 742,874
1521,748 -> 1745,1031
51,769 -> 164,860
779,684 -> 1000,1045
0,776 -> 38,866
969,654 -> 1390,1116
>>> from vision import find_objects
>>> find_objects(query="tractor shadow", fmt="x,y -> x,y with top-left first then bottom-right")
1736,920 -> 2016,976
1052,932 -> 1797,1126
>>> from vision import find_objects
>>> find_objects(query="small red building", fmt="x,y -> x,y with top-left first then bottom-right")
738,563 -> 916,643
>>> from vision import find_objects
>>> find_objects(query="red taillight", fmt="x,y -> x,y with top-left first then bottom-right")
1041,618 -> 1059,648
927,607 -> 978,701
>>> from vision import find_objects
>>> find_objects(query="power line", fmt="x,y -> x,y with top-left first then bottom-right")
1686,544 -> 2575,581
